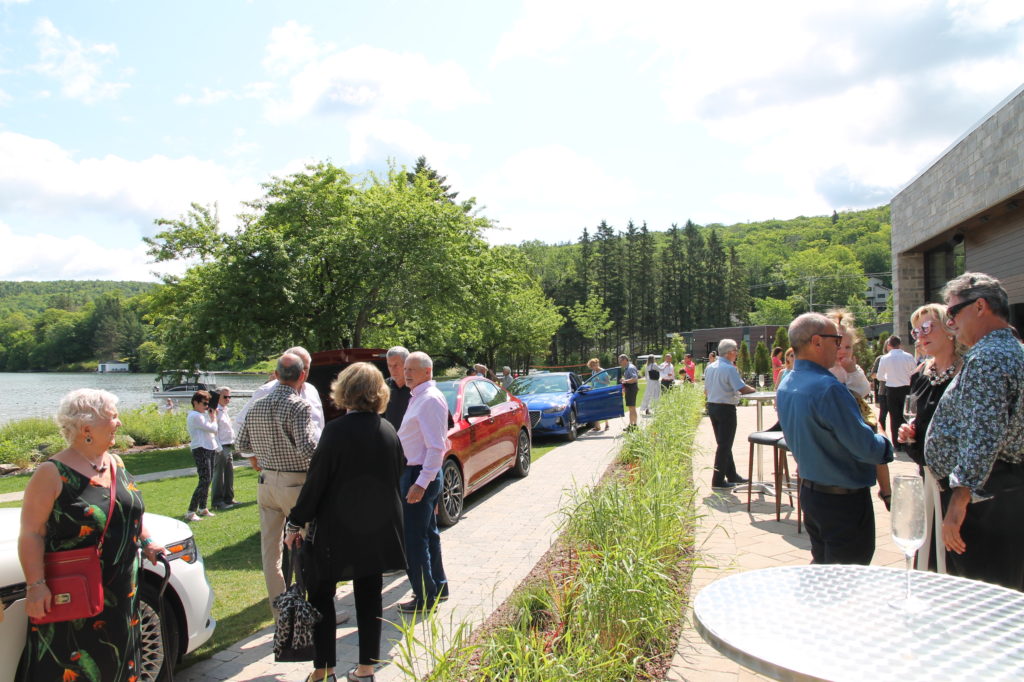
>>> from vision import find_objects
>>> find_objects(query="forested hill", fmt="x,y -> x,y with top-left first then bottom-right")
0,281 -> 156,317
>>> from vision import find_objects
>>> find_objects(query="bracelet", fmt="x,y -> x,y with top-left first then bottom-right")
141,537 -> 154,548
28,578 -> 46,589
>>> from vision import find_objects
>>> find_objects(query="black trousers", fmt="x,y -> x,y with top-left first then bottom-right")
707,403 -> 740,484
188,447 -> 215,512
886,385 -> 909,445
876,389 -> 889,431
800,485 -> 875,565
309,573 -> 384,668
940,463 -> 1024,591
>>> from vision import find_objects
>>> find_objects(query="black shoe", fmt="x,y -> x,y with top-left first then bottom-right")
397,598 -> 427,614
711,481 -> 738,490
728,477 -> 750,485
437,584 -> 450,602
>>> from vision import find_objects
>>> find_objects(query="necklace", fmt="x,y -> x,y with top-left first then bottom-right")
73,448 -> 108,474
926,362 -> 957,386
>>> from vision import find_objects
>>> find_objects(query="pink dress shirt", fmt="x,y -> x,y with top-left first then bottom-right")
397,380 -> 451,489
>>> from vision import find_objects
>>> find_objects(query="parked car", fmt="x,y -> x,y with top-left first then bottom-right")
0,509 -> 216,682
508,368 -> 625,440
433,377 -> 532,526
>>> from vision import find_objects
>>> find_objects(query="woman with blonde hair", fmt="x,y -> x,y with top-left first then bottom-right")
285,363 -> 406,682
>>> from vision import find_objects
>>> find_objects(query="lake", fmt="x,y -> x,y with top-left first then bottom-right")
0,372 -> 272,425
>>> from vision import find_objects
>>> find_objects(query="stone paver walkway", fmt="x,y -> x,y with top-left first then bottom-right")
178,419 -> 629,681
666,402 -> 920,681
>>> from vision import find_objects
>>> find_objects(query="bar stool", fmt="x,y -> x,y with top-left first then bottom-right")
746,430 -> 784,512
775,437 -> 801,533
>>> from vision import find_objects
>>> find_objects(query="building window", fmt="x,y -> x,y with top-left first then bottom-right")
924,241 -> 966,302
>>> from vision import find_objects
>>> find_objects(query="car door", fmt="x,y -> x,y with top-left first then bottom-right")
474,379 -> 518,474
574,367 -> 624,422
459,380 -> 493,488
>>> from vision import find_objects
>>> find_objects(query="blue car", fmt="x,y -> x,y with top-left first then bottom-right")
508,369 -> 624,440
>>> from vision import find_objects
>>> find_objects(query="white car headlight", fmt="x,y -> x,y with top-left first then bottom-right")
542,404 -> 567,414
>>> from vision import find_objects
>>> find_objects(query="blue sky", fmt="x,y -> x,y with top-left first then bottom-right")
1,0 -> 1022,281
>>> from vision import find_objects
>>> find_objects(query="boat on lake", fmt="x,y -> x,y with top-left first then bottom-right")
152,370 -> 257,400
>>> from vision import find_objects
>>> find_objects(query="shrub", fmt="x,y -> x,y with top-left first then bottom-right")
119,405 -> 188,447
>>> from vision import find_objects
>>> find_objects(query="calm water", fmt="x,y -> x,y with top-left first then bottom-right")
0,372 -> 271,425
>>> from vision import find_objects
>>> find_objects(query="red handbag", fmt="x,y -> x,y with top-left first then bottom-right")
30,459 -> 118,624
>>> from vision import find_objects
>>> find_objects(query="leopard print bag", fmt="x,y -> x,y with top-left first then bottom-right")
272,545 -> 323,662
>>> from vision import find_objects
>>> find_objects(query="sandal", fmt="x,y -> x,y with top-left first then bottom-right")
305,672 -> 336,682
347,668 -> 375,682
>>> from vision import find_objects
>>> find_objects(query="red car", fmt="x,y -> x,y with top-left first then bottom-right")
434,377 -> 532,526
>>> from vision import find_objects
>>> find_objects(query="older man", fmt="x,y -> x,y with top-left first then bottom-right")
235,353 -> 319,613
925,272 -> 1024,590
384,345 -> 411,430
396,351 -> 450,613
704,339 -> 756,489
210,386 -> 237,510
777,313 -> 893,564
234,345 -> 325,447
500,366 -> 515,390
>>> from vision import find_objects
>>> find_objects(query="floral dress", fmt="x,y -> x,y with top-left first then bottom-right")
19,459 -> 145,682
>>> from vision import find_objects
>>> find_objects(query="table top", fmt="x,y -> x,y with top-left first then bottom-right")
694,564 -> 1024,681
744,391 -> 777,401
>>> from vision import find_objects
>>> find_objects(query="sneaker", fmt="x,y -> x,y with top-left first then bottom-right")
184,511 -> 202,522
198,508 -> 216,517
711,481 -> 738,491
396,598 -> 426,614
728,477 -> 750,485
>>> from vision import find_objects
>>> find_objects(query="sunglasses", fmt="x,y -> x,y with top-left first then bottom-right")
945,297 -> 979,327
221,396 -> 231,400
817,333 -> 843,347
197,400 -> 209,406
911,320 -> 935,339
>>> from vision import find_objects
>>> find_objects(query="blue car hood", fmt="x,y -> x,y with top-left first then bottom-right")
519,392 -> 572,409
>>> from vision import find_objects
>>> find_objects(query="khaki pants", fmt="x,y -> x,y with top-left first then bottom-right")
257,469 -> 307,614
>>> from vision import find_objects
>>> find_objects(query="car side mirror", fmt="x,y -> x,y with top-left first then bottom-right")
466,405 -> 491,417
577,385 -> 591,393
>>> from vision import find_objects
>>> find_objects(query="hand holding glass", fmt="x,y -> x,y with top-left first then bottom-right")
903,395 -> 918,442
889,474 -> 927,612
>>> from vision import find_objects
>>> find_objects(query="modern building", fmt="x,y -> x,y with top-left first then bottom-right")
678,325 -> 782,361
891,83 -> 1024,337
864,275 -> 891,311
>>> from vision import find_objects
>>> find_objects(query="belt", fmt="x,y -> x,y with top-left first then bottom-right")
801,479 -> 867,495
261,468 -> 307,474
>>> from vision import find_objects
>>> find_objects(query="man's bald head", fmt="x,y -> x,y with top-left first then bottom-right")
789,313 -> 840,368
405,351 -> 433,389
284,346 -> 312,370
277,352 -> 306,385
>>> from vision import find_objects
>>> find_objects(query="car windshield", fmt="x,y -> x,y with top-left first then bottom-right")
435,381 -> 460,416
509,375 -> 569,395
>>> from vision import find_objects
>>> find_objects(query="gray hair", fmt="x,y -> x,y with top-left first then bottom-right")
941,271 -> 1010,319
407,351 -> 433,369
387,346 -> 410,361
717,339 -> 738,355
284,346 -> 313,370
789,313 -> 832,350
618,353 -> 629,361
219,386 -> 231,394
56,389 -> 119,444
277,353 -> 305,382
502,366 -> 511,373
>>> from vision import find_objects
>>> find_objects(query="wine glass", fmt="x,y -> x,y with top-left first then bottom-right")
889,474 -> 928,612
904,395 -> 918,443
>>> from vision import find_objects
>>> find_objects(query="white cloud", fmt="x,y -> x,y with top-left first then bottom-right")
31,18 -> 129,103
175,87 -> 232,106
0,221 -> 177,281
348,117 -> 470,166
0,0 -> 32,5
263,39 -> 484,123
0,131 -> 257,235
476,145 -> 645,243
0,88 -> 11,106
262,20 -> 335,76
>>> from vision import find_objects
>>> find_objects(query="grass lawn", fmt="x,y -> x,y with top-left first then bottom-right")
0,446 -> 196,495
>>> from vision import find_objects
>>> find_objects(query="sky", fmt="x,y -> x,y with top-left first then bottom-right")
1,0 -> 1023,282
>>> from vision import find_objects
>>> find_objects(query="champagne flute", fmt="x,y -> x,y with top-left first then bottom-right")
904,395 -> 918,443
889,474 -> 928,612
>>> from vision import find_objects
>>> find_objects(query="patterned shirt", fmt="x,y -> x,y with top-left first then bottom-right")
235,383 -> 318,472
925,328 -> 1024,493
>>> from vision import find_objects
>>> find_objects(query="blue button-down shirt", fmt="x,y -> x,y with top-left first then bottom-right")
704,357 -> 746,405
777,359 -> 892,488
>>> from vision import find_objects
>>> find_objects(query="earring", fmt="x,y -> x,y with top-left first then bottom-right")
85,435 -> 92,444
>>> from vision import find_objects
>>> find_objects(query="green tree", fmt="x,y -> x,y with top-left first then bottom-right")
737,340 -> 751,378
783,245 -> 867,314
569,295 -> 614,355
754,341 -> 770,377
773,325 -> 790,353
749,297 -> 794,325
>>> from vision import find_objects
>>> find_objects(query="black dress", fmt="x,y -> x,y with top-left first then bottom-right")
905,365 -> 956,470
19,459 -> 144,682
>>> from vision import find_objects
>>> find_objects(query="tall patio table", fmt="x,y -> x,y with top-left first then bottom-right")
694,564 -> 1024,681
737,390 -> 778,497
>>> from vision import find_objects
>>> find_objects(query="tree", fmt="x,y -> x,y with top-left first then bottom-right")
773,325 -> 790,353
569,295 -> 614,355
406,155 -> 460,204
749,297 -> 794,326
754,341 -> 770,377
782,245 -> 867,314
737,340 -> 751,378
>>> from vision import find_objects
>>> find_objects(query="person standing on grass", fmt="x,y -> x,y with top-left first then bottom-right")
618,354 -> 640,431
396,351 -> 450,614
704,339 -> 755,490
777,313 -> 893,565
211,386 -> 237,510
185,389 -> 218,522
235,353 -> 320,616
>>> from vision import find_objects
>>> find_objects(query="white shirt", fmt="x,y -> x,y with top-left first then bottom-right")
877,349 -> 918,388
187,410 -> 219,450
659,361 -> 675,381
830,365 -> 871,399
216,404 -> 235,445
234,380 -> 325,448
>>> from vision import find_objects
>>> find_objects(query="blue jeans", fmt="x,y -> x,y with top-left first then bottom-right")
401,466 -> 447,604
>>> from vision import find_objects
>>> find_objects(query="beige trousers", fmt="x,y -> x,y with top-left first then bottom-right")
257,469 -> 307,614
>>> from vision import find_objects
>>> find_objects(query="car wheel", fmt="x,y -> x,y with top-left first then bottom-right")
512,428 -> 531,478
139,582 -> 179,682
565,408 -> 578,441
437,459 -> 464,527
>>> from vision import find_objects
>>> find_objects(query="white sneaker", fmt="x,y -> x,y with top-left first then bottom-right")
199,508 -> 216,517
184,511 -> 201,522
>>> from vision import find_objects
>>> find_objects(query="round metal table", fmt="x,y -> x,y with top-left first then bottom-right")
694,564 -> 1024,681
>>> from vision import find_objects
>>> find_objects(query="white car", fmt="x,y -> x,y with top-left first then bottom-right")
0,509 -> 216,681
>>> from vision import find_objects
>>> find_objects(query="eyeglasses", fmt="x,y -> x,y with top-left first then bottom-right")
816,333 -> 843,347
221,396 -> 231,400
945,297 -> 979,328
198,401 -> 209,406
911,320 -> 935,339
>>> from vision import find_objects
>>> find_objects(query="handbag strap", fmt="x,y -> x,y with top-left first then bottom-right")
96,456 -> 118,553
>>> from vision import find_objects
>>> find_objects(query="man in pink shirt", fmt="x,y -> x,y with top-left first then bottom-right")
396,351 -> 450,613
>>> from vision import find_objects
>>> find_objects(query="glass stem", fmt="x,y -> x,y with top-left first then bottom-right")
905,553 -> 913,601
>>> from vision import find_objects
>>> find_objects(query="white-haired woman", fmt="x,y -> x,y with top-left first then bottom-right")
18,389 -> 165,680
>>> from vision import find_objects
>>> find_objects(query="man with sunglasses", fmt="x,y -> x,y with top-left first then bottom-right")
925,272 -> 1024,590
876,335 -> 918,450
777,313 -> 893,564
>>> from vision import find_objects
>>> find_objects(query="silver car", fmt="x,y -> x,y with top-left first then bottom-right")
0,508 -> 215,681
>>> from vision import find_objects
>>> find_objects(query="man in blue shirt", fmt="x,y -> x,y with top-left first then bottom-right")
704,339 -> 756,488
777,313 -> 893,564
